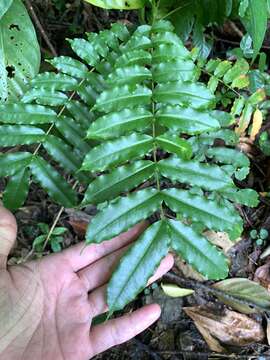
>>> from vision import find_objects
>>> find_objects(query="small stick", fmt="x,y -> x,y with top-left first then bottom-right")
24,0 -> 58,57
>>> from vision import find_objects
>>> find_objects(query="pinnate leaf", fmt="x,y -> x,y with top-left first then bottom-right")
85,188 -> 162,244
82,133 -> 153,172
107,220 -> 169,312
169,220 -> 228,279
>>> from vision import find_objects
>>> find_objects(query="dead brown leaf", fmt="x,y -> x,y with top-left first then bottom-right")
184,305 -> 264,352
174,256 -> 206,281
254,262 -> 270,291
204,230 -> 235,254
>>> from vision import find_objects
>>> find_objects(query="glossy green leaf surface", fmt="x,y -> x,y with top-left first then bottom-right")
94,85 -> 152,113
30,156 -> 77,208
0,0 -> 40,102
156,133 -> 192,160
152,60 -> 195,83
48,56 -> 89,78
169,220 -> 228,279
159,157 -> 233,190
0,125 -> 45,146
30,73 -> 78,91
22,89 -> 68,106
153,82 -> 215,109
0,152 -> 32,176
86,188 -> 162,243
156,106 -> 220,134
108,220 -> 169,312
3,168 -> 30,210
82,134 -> 153,172
163,188 -> 242,235
83,160 -> 155,204
87,108 -> 152,140
0,0 -> 12,18
0,104 -> 57,124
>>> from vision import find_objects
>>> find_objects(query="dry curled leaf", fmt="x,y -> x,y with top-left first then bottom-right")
184,305 -> 264,352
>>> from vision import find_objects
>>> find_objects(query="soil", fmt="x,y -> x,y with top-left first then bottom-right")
2,1 -> 270,359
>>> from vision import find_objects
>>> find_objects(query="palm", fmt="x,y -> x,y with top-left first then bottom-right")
0,206 -> 173,360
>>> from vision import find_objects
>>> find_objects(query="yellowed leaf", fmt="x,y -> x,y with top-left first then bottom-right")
250,109 -> 263,142
161,283 -> 194,298
184,305 -> 264,350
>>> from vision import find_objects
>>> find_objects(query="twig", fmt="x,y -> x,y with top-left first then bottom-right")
164,272 -> 270,313
42,180 -> 79,251
24,0 -> 58,57
227,20 -> 244,38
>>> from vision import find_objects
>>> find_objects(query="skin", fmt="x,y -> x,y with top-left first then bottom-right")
0,205 -> 174,360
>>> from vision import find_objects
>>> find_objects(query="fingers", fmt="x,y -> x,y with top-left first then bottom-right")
0,204 -> 17,269
62,222 -> 148,272
89,304 -> 161,357
78,245 -> 129,292
88,254 -> 174,318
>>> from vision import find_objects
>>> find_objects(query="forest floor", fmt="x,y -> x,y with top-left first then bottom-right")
2,1 -> 270,359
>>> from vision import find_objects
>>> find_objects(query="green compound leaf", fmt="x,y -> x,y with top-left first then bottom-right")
156,133 -> 192,160
107,220 -> 169,312
115,50 -> 152,68
94,85 -> 152,113
206,147 -> 250,168
87,108 -> 152,140
55,116 -> 90,155
22,89 -> 68,106
0,152 -> 32,177
82,133 -> 153,172
3,168 -> 30,210
29,156 -> 77,208
156,106 -> 220,134
107,65 -> 152,87
85,188 -> 162,244
43,136 -> 86,181
0,104 -> 57,124
153,82 -> 215,109
0,0 -> 40,102
159,157 -> 233,191
83,160 -> 155,205
68,38 -> 99,67
0,125 -> 45,146
48,56 -> 89,78
30,72 -> 79,91
83,0 -> 146,9
152,59 -> 196,83
169,220 -> 228,280
162,188 -> 243,236
219,188 -> 259,207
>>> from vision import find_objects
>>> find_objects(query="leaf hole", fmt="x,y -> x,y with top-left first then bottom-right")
9,24 -> 20,31
6,65 -> 15,78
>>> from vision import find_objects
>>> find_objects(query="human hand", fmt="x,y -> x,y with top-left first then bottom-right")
0,205 -> 173,360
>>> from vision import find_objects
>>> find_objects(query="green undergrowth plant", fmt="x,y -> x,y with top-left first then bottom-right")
0,22 -> 130,209
0,19 -> 260,313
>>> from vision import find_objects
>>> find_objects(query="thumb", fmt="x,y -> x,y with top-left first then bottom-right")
0,204 -> 17,269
